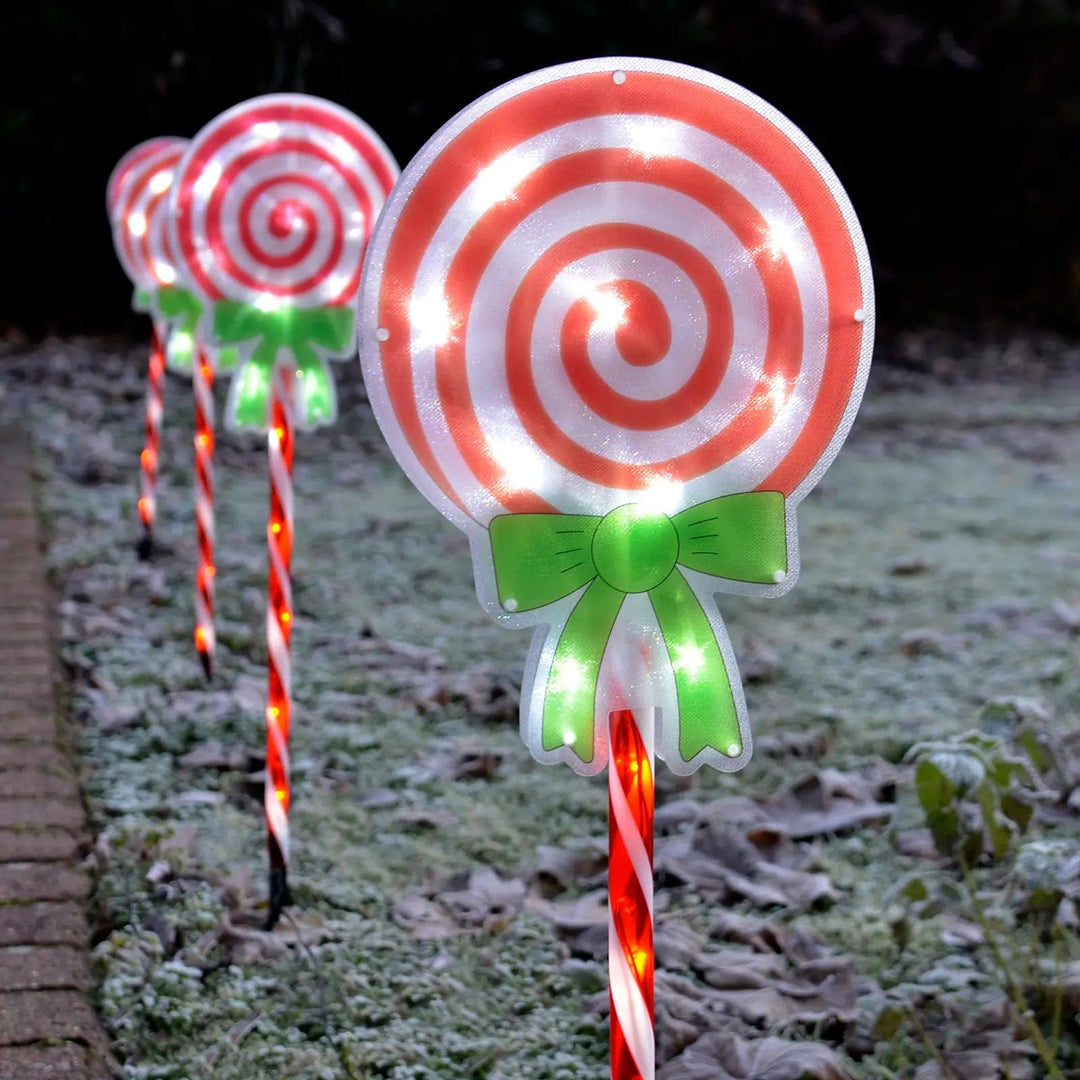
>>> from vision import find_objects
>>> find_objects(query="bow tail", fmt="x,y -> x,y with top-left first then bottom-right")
541,578 -> 624,762
291,341 -> 337,428
649,571 -> 743,762
226,340 -> 277,429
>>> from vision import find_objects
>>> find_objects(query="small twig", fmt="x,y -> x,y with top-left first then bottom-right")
1050,933 -> 1064,1061
958,859 -> 1065,1080
282,908 -> 357,1080
906,1005 -> 960,1080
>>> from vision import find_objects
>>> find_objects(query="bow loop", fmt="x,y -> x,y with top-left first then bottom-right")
672,492 -> 787,582
490,514 -> 600,612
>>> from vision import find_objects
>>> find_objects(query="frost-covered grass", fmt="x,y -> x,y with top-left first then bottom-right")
5,337 -> 1080,1077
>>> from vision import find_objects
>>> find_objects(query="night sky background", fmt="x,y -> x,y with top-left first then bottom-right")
2,0 -> 1077,338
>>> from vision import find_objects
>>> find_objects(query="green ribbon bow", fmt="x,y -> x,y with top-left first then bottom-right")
213,300 -> 354,430
490,493 -> 788,765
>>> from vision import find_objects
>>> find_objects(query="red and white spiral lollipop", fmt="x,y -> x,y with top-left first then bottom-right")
360,57 -> 873,1080
172,94 -> 398,925
108,138 -> 188,554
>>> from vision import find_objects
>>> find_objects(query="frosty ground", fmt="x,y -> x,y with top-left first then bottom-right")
2,334 -> 1078,1079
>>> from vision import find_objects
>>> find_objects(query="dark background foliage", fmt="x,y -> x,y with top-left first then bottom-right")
1,0 -> 1077,336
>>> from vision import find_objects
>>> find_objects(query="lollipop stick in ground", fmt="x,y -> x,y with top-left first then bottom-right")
609,709 -> 655,1080
136,323 -> 166,560
192,349 -> 216,679
266,363 -> 295,927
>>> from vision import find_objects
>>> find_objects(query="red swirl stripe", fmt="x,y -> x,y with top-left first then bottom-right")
205,141 -> 358,298
376,67 -> 863,508
238,177 -> 322,269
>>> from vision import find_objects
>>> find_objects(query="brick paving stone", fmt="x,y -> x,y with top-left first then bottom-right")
0,1044 -> 91,1080
0,990 -> 106,1049
0,799 -> 85,830
0,711 -> 59,742
0,864 -> 90,903
0,902 -> 89,948
0,744 -> 69,771
0,771 -> 80,799
0,946 -> 94,992
0,829 -> 84,862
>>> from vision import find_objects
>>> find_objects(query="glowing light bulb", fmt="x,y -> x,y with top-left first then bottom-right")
254,294 -> 283,313
586,287 -> 628,334
253,121 -> 282,141
471,151 -> 536,212
193,161 -> 222,201
671,642 -> 707,678
551,656 -> 587,695
625,116 -> 673,159
127,212 -> 147,237
155,262 -> 176,285
409,289 -> 453,351
638,478 -> 684,517
763,215 -> 799,262
488,437 -> 547,492
149,170 -> 171,195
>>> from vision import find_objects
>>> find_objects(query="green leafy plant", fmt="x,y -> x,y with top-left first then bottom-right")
907,731 -> 1039,862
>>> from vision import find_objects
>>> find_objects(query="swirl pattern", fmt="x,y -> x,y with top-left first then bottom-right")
360,59 -> 874,533
172,95 -> 398,307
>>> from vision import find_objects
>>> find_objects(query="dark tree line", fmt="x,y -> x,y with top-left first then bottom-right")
2,0 -> 1077,336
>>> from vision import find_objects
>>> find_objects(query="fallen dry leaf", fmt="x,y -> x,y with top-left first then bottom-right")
658,1031 -> 856,1079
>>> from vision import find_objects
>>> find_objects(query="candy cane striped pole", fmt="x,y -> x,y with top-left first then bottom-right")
137,323 -> 166,560
609,708 -> 655,1080
266,359 -> 295,926
192,349 -> 216,680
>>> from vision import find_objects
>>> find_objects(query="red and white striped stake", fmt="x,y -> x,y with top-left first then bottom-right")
265,361 -> 295,923
137,323 -> 167,559
192,349 -> 216,679
609,708 -> 655,1080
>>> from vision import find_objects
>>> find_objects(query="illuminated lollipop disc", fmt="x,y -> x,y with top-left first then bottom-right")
360,57 -> 872,532
172,94 -> 398,309
110,139 -> 188,299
